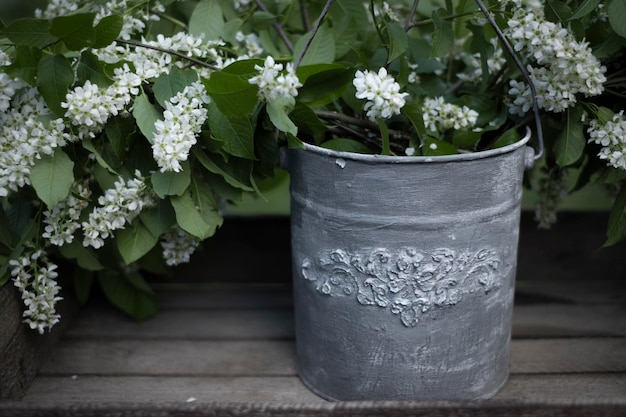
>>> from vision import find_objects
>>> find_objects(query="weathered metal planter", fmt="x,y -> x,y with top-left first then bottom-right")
284,134 -> 534,401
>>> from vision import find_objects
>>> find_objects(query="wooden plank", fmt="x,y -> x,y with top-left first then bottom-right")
512,304 -> 626,338
20,376 -> 323,403
2,400 -> 626,417
60,300 -> 625,340
0,284 -> 79,400
19,374 -> 626,404
153,285 -> 294,310
38,338 -> 626,376
509,339 -> 626,373
515,279 -> 626,305
62,308 -> 295,340
40,340 -> 297,376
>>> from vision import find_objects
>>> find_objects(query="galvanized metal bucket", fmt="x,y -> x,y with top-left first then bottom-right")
284,134 -> 535,401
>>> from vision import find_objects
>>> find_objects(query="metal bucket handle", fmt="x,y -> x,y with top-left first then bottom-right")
474,0 -> 544,169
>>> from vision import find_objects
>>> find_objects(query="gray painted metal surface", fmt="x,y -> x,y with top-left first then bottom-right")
284,136 -> 532,401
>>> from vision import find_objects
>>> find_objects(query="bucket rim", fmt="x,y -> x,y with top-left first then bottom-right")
299,129 -> 532,164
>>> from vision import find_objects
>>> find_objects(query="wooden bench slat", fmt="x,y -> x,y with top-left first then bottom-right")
61,300 -> 626,340
20,374 -> 626,404
38,338 -> 626,377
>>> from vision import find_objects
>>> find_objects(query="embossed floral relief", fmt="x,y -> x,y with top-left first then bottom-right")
301,247 -> 504,327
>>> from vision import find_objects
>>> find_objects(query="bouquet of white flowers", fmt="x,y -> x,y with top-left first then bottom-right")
1,0 -> 624,333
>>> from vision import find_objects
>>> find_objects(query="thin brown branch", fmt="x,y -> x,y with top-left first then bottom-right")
294,0 -> 334,69
255,0 -> 294,53
114,39 -> 220,71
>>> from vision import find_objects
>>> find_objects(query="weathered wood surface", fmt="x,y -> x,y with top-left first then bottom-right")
1,213 -> 625,416
0,281 -> 78,400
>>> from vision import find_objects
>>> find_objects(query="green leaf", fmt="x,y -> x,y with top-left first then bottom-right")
6,46 -> 41,85
401,101 -> 427,139
0,205 -> 14,248
569,0 -> 602,20
207,102 -> 255,159
76,51 -> 111,87
293,24 -> 336,66
37,54 -> 74,117
151,163 -> 191,197
153,67 -> 198,108
267,97 -> 298,136
73,269 -> 94,305
105,116 -> 136,158
170,181 -> 223,240
297,64 -> 353,107
288,102 -> 327,143
133,92 -> 161,144
59,241 -> 104,271
30,149 -> 74,208
116,220 -> 159,265
97,269 -> 158,321
189,0 -> 224,41
553,106 -> 585,167
430,9 -> 454,59
377,118 -> 390,155
203,71 -> 259,117
452,129 -> 482,150
50,13 -> 97,50
83,138 -> 119,175
385,21 -> 408,63
2,18 -> 58,49
320,138 -> 374,154
93,14 -> 123,48
492,129 -> 520,149
423,138 -> 458,156
192,148 -> 254,191
545,0 -> 572,22
139,200 -> 176,237
609,0 -> 626,38
604,185 -> 626,247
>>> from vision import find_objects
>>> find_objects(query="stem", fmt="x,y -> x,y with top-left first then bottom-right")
474,0 -> 544,160
255,0 -> 294,53
114,39 -> 220,71
405,0 -> 420,31
155,12 -> 189,30
294,0 -> 335,69
299,0 -> 312,31
316,110 -> 413,143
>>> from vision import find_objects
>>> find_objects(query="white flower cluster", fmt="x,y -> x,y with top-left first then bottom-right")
0,88 -> 69,197
588,111 -> 626,170
95,33 -> 225,79
235,32 -> 264,58
534,167 -> 568,229
10,250 -> 62,334
42,182 -> 92,246
422,97 -> 479,133
152,81 -> 210,172
161,227 -> 201,266
458,38 -> 506,83
35,0 -> 78,18
505,8 -> 606,115
353,67 -> 408,121
233,0 -> 253,12
248,56 -> 302,102
82,171 -> 154,249
372,2 -> 399,22
93,0 -> 164,41
62,65 -> 141,139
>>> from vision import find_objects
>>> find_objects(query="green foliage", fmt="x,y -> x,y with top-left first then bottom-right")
29,149 -> 74,208
2,0 -> 626,331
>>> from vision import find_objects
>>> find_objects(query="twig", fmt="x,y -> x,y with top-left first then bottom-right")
114,39 -> 220,71
474,0 -> 544,160
299,0 -> 312,31
294,0 -> 335,69
405,0 -> 420,31
255,0 -> 294,53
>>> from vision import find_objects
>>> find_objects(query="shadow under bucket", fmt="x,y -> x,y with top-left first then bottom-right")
284,135 -> 534,401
